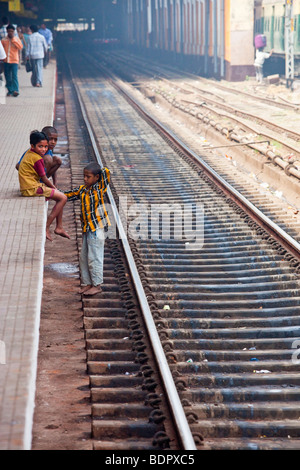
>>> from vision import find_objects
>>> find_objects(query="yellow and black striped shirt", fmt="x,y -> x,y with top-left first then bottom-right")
64,167 -> 111,232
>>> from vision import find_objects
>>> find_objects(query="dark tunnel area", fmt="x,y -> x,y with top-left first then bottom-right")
0,1 -> 295,82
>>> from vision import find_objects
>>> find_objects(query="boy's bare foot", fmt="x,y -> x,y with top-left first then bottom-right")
54,228 -> 70,239
78,285 -> 92,294
83,286 -> 103,296
46,229 -> 53,241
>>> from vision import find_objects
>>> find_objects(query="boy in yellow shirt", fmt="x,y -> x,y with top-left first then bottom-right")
19,130 -> 69,241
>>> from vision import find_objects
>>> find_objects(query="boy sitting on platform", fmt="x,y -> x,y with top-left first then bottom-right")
16,126 -> 62,186
18,130 -> 69,242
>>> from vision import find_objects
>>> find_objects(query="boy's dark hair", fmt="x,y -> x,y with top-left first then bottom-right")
30,130 -> 49,146
42,126 -> 58,136
84,162 -> 102,177
30,24 -> 38,33
6,24 -> 15,31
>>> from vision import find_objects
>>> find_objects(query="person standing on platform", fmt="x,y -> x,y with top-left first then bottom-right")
23,25 -> 32,49
0,16 -> 8,39
38,23 -> 53,67
0,16 -> 18,39
26,24 -> 47,87
1,25 -> 23,97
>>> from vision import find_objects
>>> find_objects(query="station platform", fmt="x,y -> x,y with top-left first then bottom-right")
0,62 -> 56,450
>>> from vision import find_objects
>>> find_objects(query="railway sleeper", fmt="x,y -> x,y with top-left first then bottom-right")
87,350 -> 136,362
91,387 -> 147,404
87,361 -> 141,375
92,420 -> 161,440
92,403 -> 154,420
190,402 -> 300,421
165,316 -> 300,329
90,374 -> 143,388
149,280 -> 300,293
86,338 -> 133,350
181,387 -> 300,403
190,419 -> 300,439
174,359 -> 300,374
201,437 -> 300,450
171,337 -> 300,350
147,267 -> 297,279
83,317 -> 128,328
83,307 -> 128,318
170,349 -> 297,362
176,372 -> 300,388
166,325 -> 300,339
159,298 -> 300,309
83,323 -> 129,337
163,307 -> 300,319
93,440 -> 159,450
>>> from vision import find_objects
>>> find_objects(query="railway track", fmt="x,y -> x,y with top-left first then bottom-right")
62,47 -> 300,450
95,49 -> 300,165
89,50 -> 300,239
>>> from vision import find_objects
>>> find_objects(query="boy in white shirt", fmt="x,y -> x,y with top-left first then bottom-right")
254,47 -> 273,84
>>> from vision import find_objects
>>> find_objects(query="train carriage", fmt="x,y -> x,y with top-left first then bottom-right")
125,0 -> 255,81
255,0 -> 300,74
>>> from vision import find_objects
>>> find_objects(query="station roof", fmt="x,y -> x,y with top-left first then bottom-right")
0,0 -> 119,24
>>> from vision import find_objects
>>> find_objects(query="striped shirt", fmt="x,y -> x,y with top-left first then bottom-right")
64,168 -> 111,232
26,32 -> 47,59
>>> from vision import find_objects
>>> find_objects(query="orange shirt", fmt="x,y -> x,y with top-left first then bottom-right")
1,36 -> 23,64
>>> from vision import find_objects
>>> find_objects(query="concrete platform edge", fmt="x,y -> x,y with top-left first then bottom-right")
24,202 -> 47,450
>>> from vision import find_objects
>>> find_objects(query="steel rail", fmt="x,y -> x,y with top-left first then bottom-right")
66,60 -> 197,451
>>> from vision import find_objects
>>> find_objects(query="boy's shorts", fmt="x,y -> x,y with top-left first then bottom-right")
21,184 -> 55,199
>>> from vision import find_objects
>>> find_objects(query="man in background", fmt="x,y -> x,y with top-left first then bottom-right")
0,16 -> 18,39
38,23 -> 53,67
26,24 -> 47,87
1,25 -> 23,97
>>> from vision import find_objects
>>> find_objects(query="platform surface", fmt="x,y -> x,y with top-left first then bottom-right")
0,62 -> 56,450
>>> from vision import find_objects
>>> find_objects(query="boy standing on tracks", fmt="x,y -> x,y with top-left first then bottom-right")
63,162 -> 111,296
18,130 -> 69,242
254,47 -> 273,84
